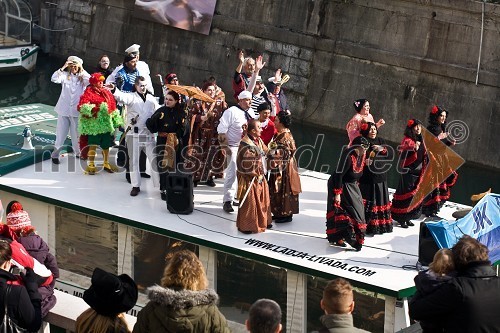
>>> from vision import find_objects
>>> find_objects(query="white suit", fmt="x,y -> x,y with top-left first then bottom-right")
113,88 -> 160,188
51,69 -> 90,158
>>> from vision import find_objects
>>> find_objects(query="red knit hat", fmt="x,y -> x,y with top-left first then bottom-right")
6,202 -> 31,231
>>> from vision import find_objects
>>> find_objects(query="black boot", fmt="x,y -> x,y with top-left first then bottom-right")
347,239 -> 362,251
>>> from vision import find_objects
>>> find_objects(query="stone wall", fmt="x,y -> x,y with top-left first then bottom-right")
38,0 -> 500,168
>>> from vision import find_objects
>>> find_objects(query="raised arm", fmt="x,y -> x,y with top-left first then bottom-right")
247,55 -> 266,93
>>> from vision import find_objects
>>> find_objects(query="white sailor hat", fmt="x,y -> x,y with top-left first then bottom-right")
125,44 -> 141,55
67,55 -> 83,66
238,90 -> 252,100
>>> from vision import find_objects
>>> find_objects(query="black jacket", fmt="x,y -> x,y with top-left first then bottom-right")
409,261 -> 500,333
0,269 -> 42,332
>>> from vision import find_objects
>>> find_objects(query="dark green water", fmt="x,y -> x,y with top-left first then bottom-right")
1,55 -> 498,205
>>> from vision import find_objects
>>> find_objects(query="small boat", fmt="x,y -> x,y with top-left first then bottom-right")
0,0 -> 40,74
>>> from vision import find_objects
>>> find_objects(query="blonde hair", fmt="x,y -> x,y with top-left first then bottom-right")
429,248 -> 455,276
322,278 -> 354,314
160,250 -> 208,291
75,308 -> 130,333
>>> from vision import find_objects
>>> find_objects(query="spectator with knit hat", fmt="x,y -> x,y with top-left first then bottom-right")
6,201 -> 59,318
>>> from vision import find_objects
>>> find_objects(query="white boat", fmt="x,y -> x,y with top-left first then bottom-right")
0,0 -> 39,73
0,104 -> 476,333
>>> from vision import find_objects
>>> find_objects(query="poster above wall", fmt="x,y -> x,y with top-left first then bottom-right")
133,0 -> 217,35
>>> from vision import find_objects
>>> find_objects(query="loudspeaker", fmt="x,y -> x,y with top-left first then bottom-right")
166,172 -> 194,214
418,222 -> 440,266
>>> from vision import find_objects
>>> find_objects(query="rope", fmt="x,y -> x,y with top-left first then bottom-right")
32,23 -> 74,32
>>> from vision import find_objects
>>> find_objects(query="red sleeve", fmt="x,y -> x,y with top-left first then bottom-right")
260,123 -> 275,146
232,74 -> 246,101
399,137 -> 416,152
400,137 -> 417,167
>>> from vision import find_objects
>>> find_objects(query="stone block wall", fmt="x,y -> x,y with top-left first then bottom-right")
39,0 -> 500,168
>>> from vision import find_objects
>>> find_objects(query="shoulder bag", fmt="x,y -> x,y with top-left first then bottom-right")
0,284 -> 29,333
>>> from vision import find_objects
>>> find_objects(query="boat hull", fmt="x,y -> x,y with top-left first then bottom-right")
0,45 -> 40,74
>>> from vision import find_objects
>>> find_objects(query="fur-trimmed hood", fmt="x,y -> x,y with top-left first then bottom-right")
147,285 -> 219,310
134,286 -> 230,333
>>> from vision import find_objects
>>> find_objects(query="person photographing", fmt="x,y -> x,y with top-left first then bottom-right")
0,240 -> 44,332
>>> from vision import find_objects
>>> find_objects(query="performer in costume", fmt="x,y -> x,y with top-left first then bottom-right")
78,73 -> 123,175
184,81 -> 227,187
325,136 -> 369,251
217,90 -> 254,213
267,111 -> 301,223
256,103 -> 276,146
391,119 -> 427,228
113,76 -> 160,197
346,99 -> 385,146
236,119 -> 272,234
146,90 -> 186,201
79,54 -> 113,160
50,56 -> 90,164
359,122 -> 393,234
422,105 -> 458,217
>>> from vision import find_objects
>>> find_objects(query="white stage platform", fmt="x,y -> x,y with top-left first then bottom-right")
0,154 -> 470,299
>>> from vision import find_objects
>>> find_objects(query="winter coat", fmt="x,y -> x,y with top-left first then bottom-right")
0,269 -> 42,332
413,269 -> 455,333
18,234 -> 59,318
133,286 -> 230,333
409,261 -> 500,333
311,313 -> 371,333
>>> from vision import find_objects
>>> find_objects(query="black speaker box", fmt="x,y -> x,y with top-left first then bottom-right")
166,172 -> 194,214
418,222 -> 440,266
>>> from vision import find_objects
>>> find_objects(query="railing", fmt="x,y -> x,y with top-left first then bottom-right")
44,288 -> 247,333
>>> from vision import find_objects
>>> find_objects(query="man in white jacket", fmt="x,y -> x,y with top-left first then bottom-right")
112,77 -> 160,196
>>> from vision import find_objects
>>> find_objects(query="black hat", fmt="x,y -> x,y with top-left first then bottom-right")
83,268 -> 138,317
353,98 -> 367,113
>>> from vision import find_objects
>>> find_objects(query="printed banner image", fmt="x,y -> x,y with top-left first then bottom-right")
133,0 -> 217,35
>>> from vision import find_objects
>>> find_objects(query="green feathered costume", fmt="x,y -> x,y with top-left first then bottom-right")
78,86 -> 123,135
77,74 -> 123,174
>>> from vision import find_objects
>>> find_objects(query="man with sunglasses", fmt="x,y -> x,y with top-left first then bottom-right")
112,77 -> 160,196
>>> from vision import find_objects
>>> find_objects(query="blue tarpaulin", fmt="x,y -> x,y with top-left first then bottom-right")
426,193 -> 500,264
